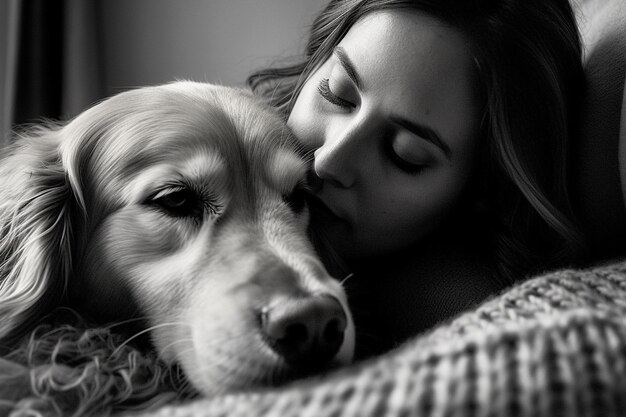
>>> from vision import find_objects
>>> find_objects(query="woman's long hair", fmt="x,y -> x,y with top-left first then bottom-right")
249,0 -> 586,284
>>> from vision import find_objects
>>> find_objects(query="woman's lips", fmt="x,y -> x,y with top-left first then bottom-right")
304,171 -> 349,224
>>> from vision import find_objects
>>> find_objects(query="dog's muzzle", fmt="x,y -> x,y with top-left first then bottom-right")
261,295 -> 347,370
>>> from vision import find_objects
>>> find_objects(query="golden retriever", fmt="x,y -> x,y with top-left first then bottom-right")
0,81 -> 354,413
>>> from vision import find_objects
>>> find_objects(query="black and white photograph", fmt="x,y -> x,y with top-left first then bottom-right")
1,0 -> 625,416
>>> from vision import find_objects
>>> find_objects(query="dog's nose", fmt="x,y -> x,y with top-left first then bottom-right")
262,295 -> 346,368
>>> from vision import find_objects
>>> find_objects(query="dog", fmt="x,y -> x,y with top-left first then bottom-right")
0,81 -> 354,414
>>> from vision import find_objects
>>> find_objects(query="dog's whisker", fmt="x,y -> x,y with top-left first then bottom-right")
167,329 -> 255,356
340,272 -> 354,285
103,316 -> 152,329
159,338 -> 193,354
153,327 -> 257,371
112,322 -> 190,357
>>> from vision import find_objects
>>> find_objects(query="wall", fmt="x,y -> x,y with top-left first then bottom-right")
98,0 -> 325,96
0,0 -> 20,143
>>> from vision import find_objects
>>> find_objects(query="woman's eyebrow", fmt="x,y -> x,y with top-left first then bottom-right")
390,116 -> 452,159
333,46 -> 450,159
334,47 -> 362,89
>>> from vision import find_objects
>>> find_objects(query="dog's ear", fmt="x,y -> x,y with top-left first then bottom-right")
0,125 -> 85,345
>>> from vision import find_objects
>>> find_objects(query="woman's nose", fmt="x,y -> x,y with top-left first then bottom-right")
314,119 -> 371,188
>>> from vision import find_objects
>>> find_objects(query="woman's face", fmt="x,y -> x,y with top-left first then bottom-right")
287,10 -> 482,260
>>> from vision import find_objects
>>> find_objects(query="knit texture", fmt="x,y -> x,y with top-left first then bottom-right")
126,261 -> 626,417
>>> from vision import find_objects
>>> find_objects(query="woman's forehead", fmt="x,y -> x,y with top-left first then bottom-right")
335,10 -> 482,151
338,11 -> 476,97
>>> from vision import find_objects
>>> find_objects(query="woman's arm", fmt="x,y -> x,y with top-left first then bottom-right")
131,261 -> 626,417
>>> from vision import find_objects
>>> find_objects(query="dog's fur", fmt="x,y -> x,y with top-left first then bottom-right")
0,82 -> 354,415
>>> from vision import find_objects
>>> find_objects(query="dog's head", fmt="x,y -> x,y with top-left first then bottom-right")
0,81 -> 354,395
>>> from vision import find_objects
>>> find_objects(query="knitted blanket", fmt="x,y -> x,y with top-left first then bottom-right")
124,260 -> 626,417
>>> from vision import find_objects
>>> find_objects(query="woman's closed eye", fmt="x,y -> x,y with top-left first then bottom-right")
317,78 -> 356,109
385,134 -> 433,175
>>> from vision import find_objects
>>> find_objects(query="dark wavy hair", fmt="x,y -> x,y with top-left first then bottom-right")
248,0 -> 586,284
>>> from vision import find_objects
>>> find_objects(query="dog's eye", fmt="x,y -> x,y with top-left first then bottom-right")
150,188 -> 205,219
283,183 -> 308,214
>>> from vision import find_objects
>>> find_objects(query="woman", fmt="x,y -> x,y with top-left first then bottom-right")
249,0 -> 586,355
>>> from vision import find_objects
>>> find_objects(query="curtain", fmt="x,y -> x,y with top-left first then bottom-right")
1,0 -> 105,147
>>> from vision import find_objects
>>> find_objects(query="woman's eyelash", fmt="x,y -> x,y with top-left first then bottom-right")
317,78 -> 355,108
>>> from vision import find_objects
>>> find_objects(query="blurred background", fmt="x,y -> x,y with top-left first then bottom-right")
0,0 -> 325,145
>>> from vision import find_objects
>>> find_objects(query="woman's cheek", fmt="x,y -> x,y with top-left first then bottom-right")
391,169 -> 468,231
288,79 -> 327,150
